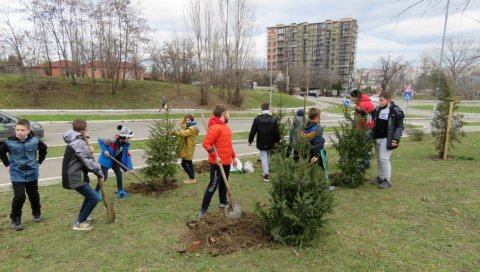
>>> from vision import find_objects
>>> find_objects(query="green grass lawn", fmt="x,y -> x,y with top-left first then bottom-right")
0,75 -> 309,110
464,122 -> 480,126
1,133 -> 479,271
412,105 -> 480,113
19,112 -> 258,122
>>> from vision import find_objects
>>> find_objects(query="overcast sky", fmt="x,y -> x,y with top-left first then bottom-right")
2,0 -> 480,68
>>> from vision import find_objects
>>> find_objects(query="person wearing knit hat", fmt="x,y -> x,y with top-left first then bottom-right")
286,108 -> 306,160
95,125 -> 134,199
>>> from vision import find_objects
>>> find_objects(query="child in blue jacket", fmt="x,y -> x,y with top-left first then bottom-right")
0,119 -> 47,231
95,125 -> 134,199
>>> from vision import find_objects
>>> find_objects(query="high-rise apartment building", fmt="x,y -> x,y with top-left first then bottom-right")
267,18 -> 358,89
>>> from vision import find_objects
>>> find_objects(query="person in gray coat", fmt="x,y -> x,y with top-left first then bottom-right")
62,119 -> 104,231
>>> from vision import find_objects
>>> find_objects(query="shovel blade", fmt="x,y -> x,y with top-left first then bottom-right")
224,202 -> 242,219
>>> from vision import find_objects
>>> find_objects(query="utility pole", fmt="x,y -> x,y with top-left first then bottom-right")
433,0 -> 451,132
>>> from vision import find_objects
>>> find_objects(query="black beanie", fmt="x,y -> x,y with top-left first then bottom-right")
350,89 -> 361,98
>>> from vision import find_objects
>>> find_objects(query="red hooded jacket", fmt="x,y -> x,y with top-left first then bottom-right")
203,115 -> 236,165
355,94 -> 375,129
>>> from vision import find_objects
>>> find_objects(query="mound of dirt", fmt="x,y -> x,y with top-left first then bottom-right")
193,160 -> 211,174
125,181 -> 178,196
178,211 -> 273,256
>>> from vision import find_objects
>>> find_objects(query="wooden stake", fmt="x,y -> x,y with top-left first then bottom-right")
443,98 -> 454,160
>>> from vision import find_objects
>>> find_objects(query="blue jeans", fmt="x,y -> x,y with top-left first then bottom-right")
75,184 -> 98,223
95,164 -> 123,191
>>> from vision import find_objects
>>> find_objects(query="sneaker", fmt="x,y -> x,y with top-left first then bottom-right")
328,185 -> 336,192
116,189 -> 129,198
86,217 -> 96,224
95,190 -> 103,201
219,203 -> 229,209
10,218 -> 24,231
263,174 -> 270,182
183,179 -> 196,184
33,214 -> 42,223
72,221 -> 94,231
198,209 -> 207,218
377,180 -> 392,189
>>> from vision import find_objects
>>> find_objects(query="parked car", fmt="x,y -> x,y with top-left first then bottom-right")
300,89 -> 320,97
369,94 -> 380,102
0,111 -> 44,143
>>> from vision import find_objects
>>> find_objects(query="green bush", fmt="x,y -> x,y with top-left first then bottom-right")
258,153 -> 334,247
331,111 -> 373,188
406,129 -> 424,141
431,71 -> 465,158
141,112 -> 179,185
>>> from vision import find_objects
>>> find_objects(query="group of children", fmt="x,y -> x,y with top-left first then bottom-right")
1,92 -> 404,231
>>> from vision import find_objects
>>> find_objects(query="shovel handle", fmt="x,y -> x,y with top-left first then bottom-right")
201,113 -> 233,194
109,156 -> 147,185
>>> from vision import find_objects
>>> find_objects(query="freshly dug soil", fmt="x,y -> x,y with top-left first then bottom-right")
179,211 -> 273,256
125,180 -> 178,196
193,160 -> 211,174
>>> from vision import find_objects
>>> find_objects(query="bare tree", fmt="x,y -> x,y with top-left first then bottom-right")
0,9 -> 33,78
377,55 -> 408,91
425,37 -> 480,99
230,0 -> 255,106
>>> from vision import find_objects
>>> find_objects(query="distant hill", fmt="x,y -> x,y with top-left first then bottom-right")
0,75 -> 310,110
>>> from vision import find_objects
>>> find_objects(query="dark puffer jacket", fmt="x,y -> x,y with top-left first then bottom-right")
372,102 -> 405,150
62,130 -> 103,189
248,113 -> 280,151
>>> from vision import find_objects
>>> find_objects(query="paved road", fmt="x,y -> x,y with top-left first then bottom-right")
1,99 -> 479,191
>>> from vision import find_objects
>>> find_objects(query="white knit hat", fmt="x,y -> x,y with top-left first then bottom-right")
117,125 -> 134,138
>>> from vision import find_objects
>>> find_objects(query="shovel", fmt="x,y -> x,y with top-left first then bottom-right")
86,141 -> 115,223
108,156 -> 156,191
98,177 -> 116,223
201,113 -> 242,219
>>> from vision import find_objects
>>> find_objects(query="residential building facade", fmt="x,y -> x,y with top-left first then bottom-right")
267,18 -> 358,90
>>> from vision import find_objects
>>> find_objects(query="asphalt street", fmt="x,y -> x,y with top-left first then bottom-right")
1,97 -> 479,191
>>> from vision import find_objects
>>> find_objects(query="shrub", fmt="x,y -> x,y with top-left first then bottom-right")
141,111 -> 179,185
406,129 -> 424,141
331,111 -> 373,188
258,146 -> 333,247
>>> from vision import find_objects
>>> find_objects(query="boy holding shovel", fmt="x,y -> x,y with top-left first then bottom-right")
95,125 -> 134,199
199,105 -> 237,218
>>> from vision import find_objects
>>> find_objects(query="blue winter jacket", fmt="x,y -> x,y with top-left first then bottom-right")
97,137 -> 133,170
0,134 -> 47,182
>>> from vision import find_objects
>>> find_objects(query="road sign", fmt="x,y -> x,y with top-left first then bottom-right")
343,100 -> 350,107
403,92 -> 413,101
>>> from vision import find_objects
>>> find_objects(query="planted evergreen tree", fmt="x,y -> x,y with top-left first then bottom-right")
331,111 -> 373,188
258,143 -> 334,247
431,71 -> 465,158
142,112 -> 179,186
271,102 -> 290,156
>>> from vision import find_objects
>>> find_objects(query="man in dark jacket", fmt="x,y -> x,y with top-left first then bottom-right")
62,119 -> 104,231
248,103 -> 280,181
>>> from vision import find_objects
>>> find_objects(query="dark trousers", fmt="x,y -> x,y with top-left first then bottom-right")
75,184 -> 98,223
201,164 -> 230,211
181,159 -> 195,179
95,164 -> 123,191
11,181 -> 41,220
